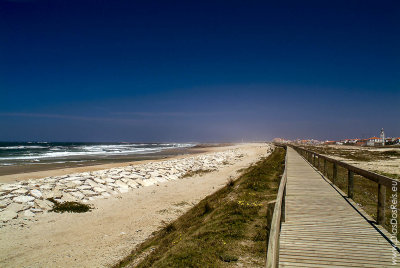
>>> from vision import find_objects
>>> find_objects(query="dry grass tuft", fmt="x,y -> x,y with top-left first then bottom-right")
182,169 -> 214,178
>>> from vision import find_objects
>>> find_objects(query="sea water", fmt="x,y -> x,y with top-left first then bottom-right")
0,142 -> 194,166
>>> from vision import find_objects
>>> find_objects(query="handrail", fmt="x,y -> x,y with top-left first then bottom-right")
266,145 -> 288,268
290,144 -> 398,225
291,145 -> 397,188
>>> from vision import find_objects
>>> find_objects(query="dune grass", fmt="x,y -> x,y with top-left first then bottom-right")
114,147 -> 285,267
47,198 -> 92,213
182,169 -> 214,178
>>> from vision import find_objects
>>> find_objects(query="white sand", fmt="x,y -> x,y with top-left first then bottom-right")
322,145 -> 400,177
0,143 -> 271,267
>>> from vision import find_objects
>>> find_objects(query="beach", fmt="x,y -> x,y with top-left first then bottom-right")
0,143 -> 272,267
0,146 -> 209,184
0,142 -> 199,178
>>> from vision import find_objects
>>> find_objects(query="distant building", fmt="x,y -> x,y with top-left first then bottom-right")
273,138 -> 290,144
386,137 -> 400,145
380,128 -> 385,146
340,139 -> 359,145
364,128 -> 387,146
355,139 -> 368,146
367,137 -> 380,146
280,130 -> 397,147
348,139 -> 359,144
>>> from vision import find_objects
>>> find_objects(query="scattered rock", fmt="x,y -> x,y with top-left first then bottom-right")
0,199 -> 11,208
64,182 -> 77,188
86,180 -> 99,188
93,178 -> 106,184
42,190 -> 60,199
13,188 -> 29,195
155,177 -> 168,183
31,208 -> 43,213
141,179 -> 157,187
93,187 -> 106,193
39,184 -> 53,190
101,192 -> 111,198
81,190 -> 97,197
117,188 -> 129,193
126,180 -> 139,188
70,191 -> 85,200
23,210 -> 35,217
13,196 -> 35,203
6,203 -> 27,213
1,185 -> 19,192
35,199 -> 53,210
115,181 -> 129,188
78,185 -> 92,190
62,193 -> 77,202
0,210 -> 18,222
30,189 -> 43,199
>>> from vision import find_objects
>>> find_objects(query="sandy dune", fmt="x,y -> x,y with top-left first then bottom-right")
0,143 -> 271,267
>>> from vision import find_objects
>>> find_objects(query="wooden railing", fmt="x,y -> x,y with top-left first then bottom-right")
266,145 -> 287,268
291,145 -> 398,225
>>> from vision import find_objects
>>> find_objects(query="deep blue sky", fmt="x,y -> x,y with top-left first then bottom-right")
1,0 -> 399,142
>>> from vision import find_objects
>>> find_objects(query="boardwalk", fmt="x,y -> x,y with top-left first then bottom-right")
279,147 -> 396,267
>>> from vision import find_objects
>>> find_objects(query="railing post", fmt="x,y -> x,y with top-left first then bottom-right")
323,158 -> 327,175
313,154 -> 316,166
377,184 -> 386,225
333,163 -> 337,184
317,156 -> 320,169
348,170 -> 354,199
282,185 -> 286,223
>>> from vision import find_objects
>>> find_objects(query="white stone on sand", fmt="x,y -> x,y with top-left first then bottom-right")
0,210 -> 18,222
23,210 -> 35,217
35,199 -> 53,210
13,196 -> 35,203
30,189 -> 43,199
0,146 -> 262,226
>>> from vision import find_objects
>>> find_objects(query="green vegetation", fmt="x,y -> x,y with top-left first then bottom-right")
173,201 -> 189,207
182,169 -> 214,178
114,147 -> 285,268
47,198 -> 92,213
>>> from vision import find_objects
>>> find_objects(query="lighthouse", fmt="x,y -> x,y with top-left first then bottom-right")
380,128 -> 385,146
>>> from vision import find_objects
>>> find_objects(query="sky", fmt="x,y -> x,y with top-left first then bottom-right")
0,0 -> 399,142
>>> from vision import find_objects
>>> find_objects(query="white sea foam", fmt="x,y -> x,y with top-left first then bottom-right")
0,146 -> 49,150
0,143 -> 195,161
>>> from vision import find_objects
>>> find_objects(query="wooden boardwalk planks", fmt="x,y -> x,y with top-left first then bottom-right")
279,147 -> 396,267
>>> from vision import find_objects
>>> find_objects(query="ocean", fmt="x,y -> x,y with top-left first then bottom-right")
0,142 -> 195,167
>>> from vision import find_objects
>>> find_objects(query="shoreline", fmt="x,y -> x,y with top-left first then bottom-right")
0,143 -> 249,224
0,146 -> 219,184
0,143 -> 271,267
